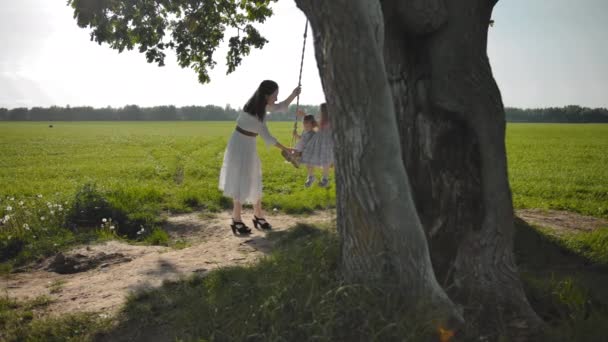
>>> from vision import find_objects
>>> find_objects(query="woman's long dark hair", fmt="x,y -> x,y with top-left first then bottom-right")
243,80 -> 278,121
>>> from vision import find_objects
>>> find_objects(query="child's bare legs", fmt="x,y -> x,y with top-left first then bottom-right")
307,165 -> 314,177
305,165 -> 316,187
232,200 -> 243,222
322,165 -> 330,179
319,165 -> 330,187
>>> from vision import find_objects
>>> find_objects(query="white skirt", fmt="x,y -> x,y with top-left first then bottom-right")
219,131 -> 262,204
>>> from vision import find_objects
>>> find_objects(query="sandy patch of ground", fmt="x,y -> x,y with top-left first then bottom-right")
4,210 -> 334,316
516,209 -> 607,234
4,208 -> 604,317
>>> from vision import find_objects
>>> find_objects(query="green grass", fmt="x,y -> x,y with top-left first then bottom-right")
1,121 -> 605,266
1,122 -> 605,219
0,122 -> 335,265
0,121 -> 335,216
89,225 -> 447,342
514,219 -> 608,341
0,121 -> 606,340
143,228 -> 170,246
0,182 -> 161,266
507,124 -> 608,218
1,221 -> 607,341
0,194 -> 79,265
5,222 -> 605,342
0,295 -> 110,342
0,226 -> 441,341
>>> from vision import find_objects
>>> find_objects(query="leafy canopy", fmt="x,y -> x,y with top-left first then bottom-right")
68,0 -> 278,83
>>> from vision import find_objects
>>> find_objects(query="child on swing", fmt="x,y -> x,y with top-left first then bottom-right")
294,114 -> 317,153
292,113 -> 317,179
294,103 -> 334,187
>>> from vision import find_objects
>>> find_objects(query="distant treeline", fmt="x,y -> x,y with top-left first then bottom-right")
505,106 -> 608,123
0,104 -> 319,122
1,105 -> 607,123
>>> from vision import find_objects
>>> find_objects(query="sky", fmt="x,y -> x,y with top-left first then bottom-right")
0,0 -> 607,109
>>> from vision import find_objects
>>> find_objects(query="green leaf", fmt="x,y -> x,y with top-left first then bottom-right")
69,0 -> 278,84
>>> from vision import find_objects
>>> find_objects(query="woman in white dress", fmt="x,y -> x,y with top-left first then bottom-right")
219,80 -> 300,235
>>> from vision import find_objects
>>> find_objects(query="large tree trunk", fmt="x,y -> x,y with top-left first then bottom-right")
382,0 -> 543,339
296,0 -> 542,339
295,0 -> 462,326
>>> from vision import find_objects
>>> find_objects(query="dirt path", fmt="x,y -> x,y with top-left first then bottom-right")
3,209 -> 605,317
516,209 -> 607,234
3,210 -> 334,316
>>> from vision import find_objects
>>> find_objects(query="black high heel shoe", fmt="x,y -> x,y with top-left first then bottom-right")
252,216 -> 272,230
231,219 -> 251,235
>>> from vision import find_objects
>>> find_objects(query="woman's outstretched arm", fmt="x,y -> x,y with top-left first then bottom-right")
267,86 -> 302,113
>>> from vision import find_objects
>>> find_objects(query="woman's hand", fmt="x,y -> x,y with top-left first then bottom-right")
292,85 -> 302,97
296,109 -> 306,118
275,142 -> 296,154
280,85 -> 302,108
284,147 -> 297,154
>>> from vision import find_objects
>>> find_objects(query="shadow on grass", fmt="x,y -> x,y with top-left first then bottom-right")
514,217 -> 606,270
93,224 -> 337,342
5,219 -> 607,341
92,224 -> 445,342
514,218 -> 608,341
89,220 -> 608,342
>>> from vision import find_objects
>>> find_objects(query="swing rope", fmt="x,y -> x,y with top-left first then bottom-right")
291,19 -> 309,148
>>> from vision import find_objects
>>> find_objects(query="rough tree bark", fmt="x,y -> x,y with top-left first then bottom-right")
383,0 -> 544,338
296,0 -> 543,339
295,0 -> 462,326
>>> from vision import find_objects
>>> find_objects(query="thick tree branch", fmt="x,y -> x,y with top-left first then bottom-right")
382,0 -> 447,35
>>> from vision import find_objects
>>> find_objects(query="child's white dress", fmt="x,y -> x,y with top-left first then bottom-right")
219,103 -> 287,203
295,130 -> 316,152
301,125 -> 334,167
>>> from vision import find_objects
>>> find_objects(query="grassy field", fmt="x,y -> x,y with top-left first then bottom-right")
507,124 -> 608,218
0,121 -> 335,214
0,122 -> 607,340
0,121 -> 336,264
0,122 -> 606,263
2,223 -> 607,341
1,121 -> 606,215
